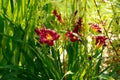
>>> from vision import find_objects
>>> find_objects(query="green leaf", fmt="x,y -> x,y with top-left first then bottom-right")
61,71 -> 73,80
108,65 -> 120,76
1,0 -> 9,13
99,74 -> 115,80
10,0 -> 14,14
0,16 -> 4,46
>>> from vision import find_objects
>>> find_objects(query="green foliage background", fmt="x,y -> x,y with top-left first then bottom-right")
0,0 -> 120,80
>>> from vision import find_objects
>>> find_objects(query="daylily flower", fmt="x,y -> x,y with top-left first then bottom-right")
89,23 -> 102,33
53,10 -> 64,24
73,17 -> 83,33
66,17 -> 82,42
76,17 -> 82,26
53,10 -> 58,16
35,26 -> 59,46
66,31 -> 81,42
92,36 -> 107,48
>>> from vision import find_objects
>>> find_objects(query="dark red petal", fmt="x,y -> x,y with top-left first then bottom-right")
66,31 -> 71,37
53,34 -> 60,40
35,28 -> 41,35
46,29 -> 56,35
70,34 -> 79,42
93,36 -> 107,47
66,31 -> 81,42
77,17 -> 82,26
97,29 -> 102,33
70,37 -> 78,42
73,25 -> 79,33
47,40 -> 54,46
40,37 -> 47,43
53,10 -> 58,16
89,23 -> 102,33
56,14 -> 63,24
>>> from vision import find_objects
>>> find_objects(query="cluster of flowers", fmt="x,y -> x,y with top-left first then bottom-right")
89,23 -> 107,48
35,10 -> 107,48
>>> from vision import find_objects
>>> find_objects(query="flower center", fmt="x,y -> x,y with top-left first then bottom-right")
73,36 -> 77,39
46,33 -> 53,40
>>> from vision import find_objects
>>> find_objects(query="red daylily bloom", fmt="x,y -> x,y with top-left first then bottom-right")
73,17 -> 83,33
66,31 -> 81,42
92,36 -> 107,48
73,25 -> 79,33
76,17 -> 82,26
53,10 -> 64,24
35,26 -> 59,46
53,10 -> 58,16
89,23 -> 102,33
66,17 -> 82,42
56,14 -> 63,24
